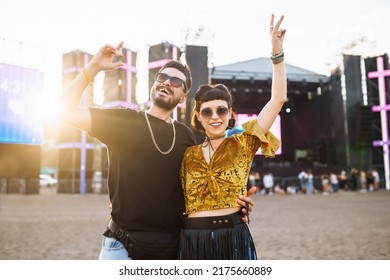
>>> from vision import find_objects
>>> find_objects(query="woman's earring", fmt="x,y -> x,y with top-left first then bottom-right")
228,118 -> 236,129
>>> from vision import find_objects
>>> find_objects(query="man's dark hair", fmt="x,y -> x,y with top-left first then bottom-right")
159,60 -> 192,92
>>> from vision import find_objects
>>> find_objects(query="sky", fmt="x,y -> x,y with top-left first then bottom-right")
1,0 -> 390,108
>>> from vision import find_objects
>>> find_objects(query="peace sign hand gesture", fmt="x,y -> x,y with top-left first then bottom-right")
269,14 -> 286,56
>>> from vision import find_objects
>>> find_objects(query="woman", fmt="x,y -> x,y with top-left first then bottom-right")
178,14 -> 287,260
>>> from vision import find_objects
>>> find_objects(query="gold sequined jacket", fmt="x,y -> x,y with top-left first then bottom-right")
180,119 -> 280,214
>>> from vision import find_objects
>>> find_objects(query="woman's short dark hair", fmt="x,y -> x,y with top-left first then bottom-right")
159,60 -> 192,92
191,84 -> 235,132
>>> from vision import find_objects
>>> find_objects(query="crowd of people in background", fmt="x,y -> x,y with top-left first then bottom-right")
248,167 -> 382,196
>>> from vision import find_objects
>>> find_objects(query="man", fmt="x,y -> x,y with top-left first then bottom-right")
298,170 -> 308,194
263,171 -> 274,196
60,42 -> 254,260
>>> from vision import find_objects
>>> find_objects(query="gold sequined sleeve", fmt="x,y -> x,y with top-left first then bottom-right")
241,119 -> 280,158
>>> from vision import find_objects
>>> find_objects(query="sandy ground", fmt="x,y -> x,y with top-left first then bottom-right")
0,188 -> 390,260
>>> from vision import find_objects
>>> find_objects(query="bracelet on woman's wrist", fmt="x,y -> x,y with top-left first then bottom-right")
270,51 -> 284,64
271,49 -> 283,57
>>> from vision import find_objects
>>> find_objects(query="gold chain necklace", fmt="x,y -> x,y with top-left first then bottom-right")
144,111 -> 176,155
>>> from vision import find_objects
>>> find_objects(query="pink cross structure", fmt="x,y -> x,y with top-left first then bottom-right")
368,56 -> 390,190
102,48 -> 138,109
121,49 -> 137,104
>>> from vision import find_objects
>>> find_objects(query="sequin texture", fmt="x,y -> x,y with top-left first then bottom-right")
181,119 -> 280,214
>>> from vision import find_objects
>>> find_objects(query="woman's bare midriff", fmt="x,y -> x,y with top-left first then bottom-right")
188,206 -> 241,218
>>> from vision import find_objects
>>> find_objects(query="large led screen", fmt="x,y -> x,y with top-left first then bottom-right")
0,64 -> 44,144
227,114 -> 282,155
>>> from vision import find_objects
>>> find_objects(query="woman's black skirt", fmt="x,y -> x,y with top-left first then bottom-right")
178,211 -> 257,260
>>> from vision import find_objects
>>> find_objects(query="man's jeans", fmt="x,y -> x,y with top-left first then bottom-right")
98,236 -> 131,260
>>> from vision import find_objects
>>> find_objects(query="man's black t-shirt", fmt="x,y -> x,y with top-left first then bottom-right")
89,108 -> 196,233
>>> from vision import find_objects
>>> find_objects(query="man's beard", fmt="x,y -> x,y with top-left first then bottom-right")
150,88 -> 181,110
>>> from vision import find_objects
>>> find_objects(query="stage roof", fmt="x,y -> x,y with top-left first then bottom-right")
210,57 -> 328,84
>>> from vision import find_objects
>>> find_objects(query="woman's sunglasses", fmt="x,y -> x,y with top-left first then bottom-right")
156,72 -> 187,91
200,106 -> 229,119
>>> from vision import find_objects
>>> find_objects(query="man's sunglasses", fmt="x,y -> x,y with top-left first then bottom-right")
156,72 -> 187,91
200,106 -> 229,119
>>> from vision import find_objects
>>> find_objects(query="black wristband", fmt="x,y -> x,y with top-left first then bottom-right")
271,52 -> 284,64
